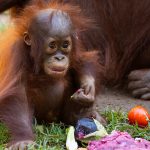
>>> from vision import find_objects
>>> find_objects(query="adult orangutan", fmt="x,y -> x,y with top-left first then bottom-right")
1,0 -> 150,99
0,2 -> 103,149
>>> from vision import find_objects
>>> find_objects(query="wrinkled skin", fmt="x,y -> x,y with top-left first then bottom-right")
128,69 -> 150,99
71,75 -> 95,106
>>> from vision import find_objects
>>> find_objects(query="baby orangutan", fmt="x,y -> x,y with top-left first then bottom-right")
0,2 -> 103,149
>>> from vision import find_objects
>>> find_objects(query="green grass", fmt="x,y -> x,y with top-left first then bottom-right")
103,109 -> 150,140
0,123 -> 67,150
0,123 -> 9,146
0,109 -> 150,149
34,123 -> 66,150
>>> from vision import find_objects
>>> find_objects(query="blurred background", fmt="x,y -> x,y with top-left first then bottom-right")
0,12 -> 11,33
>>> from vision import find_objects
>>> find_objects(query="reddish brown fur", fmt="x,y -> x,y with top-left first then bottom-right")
67,0 -> 150,85
0,0 -> 150,146
1,0 -> 150,85
0,2 -> 102,147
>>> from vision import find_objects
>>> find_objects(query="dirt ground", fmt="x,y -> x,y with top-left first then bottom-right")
96,88 -> 150,112
0,14 -> 150,113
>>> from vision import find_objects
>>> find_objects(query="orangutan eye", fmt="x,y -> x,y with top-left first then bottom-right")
49,41 -> 56,49
62,41 -> 69,49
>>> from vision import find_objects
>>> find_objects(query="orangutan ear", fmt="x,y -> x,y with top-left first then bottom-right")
24,32 -> 31,46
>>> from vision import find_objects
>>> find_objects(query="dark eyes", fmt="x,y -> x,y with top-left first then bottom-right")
47,40 -> 71,54
62,41 -> 69,49
49,41 -> 56,49
49,41 -> 69,49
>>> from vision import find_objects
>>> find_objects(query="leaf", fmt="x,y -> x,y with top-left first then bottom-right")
66,126 -> 78,150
